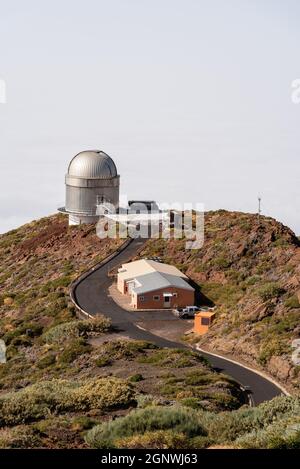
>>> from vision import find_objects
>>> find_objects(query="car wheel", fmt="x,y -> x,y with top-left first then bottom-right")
182,314 -> 189,319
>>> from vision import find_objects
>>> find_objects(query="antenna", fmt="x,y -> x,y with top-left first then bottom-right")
258,196 -> 262,220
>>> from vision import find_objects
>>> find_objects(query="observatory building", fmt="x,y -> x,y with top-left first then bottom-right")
58,150 -> 120,225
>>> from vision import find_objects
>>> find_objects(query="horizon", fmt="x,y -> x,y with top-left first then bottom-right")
0,0 -> 300,235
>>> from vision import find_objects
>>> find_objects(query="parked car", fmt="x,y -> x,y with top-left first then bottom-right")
173,306 -> 199,319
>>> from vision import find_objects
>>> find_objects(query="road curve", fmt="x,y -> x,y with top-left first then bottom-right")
73,237 -> 284,406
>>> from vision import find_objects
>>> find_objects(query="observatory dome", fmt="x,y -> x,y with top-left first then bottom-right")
59,149 -> 120,225
68,150 -> 118,179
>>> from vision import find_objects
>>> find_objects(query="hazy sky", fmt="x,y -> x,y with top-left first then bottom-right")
0,0 -> 299,234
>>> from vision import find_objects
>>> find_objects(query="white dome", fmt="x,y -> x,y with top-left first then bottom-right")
67,150 -> 117,179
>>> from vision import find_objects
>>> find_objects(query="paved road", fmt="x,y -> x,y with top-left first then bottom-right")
74,238 -> 283,405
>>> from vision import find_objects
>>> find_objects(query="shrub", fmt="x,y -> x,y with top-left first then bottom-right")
85,406 -> 206,448
0,426 -> 41,448
43,316 -> 111,345
244,275 -> 261,286
10,336 -> 32,347
0,377 -> 134,426
284,295 -> 300,309
138,348 -> 206,368
258,338 -> 290,364
199,283 -> 244,308
58,338 -> 91,364
203,395 -> 300,444
98,340 -> 157,362
235,419 -> 300,449
71,416 -> 99,431
95,357 -> 111,367
37,353 -> 56,369
257,282 -> 284,301
212,257 -> 231,269
115,430 -> 192,449
129,374 -> 144,383
3,323 -> 43,345
136,394 -> 161,408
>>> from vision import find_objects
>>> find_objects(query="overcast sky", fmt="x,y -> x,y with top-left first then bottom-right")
0,0 -> 299,234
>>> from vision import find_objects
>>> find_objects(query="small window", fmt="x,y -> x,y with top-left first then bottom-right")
201,317 -> 210,326
139,296 -> 145,302
173,293 -> 178,298
153,295 -> 160,301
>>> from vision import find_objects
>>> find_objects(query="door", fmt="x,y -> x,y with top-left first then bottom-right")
163,295 -> 171,308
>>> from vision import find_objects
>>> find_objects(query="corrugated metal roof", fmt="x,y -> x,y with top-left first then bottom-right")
132,271 -> 194,295
68,150 -> 117,179
118,259 -> 188,281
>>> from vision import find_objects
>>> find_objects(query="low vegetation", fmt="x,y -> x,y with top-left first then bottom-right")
86,395 -> 300,449
140,210 -> 300,390
0,377 -> 134,426
1,212 -> 300,448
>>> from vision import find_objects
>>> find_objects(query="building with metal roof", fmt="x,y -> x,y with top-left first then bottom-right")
58,150 -> 119,225
117,259 -> 194,309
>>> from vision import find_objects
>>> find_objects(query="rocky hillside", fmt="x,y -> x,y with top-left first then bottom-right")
0,214 -> 246,448
140,210 -> 300,391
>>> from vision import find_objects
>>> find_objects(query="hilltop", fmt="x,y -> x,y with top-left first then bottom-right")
0,214 -> 246,448
140,210 -> 300,391
0,211 -> 299,449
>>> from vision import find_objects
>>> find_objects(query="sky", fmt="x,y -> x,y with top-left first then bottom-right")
0,0 -> 299,234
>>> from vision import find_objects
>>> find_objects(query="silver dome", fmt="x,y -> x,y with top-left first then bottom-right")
68,150 -> 117,179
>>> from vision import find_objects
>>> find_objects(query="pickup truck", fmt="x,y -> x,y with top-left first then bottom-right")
173,306 -> 199,319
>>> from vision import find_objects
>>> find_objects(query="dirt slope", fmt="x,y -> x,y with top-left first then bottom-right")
140,210 -> 300,390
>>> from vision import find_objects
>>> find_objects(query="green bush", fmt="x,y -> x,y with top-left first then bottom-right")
258,338 -> 291,364
0,377 -> 134,426
58,338 -> 91,364
284,295 -> 300,309
203,395 -> 300,444
199,283 -> 244,308
85,406 -> 206,448
257,282 -> 284,301
98,340 -> 157,362
95,356 -> 111,367
43,316 -> 111,345
2,323 -> 43,345
115,430 -> 192,449
37,354 -> 56,369
212,257 -> 231,269
71,416 -> 99,431
235,417 -> 300,449
0,426 -> 41,448
138,348 -> 206,368
129,374 -> 144,382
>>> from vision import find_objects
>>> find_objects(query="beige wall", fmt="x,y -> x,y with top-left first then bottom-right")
117,277 -> 126,294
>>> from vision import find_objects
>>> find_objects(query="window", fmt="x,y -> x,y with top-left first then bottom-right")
153,295 -> 160,301
201,317 -> 210,326
139,296 -> 145,302
173,293 -> 178,298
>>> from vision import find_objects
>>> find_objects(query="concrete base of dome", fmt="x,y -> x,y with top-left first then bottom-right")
68,214 -> 100,226
57,207 -> 99,226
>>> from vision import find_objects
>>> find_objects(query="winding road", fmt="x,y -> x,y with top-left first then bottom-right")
73,237 -> 285,405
